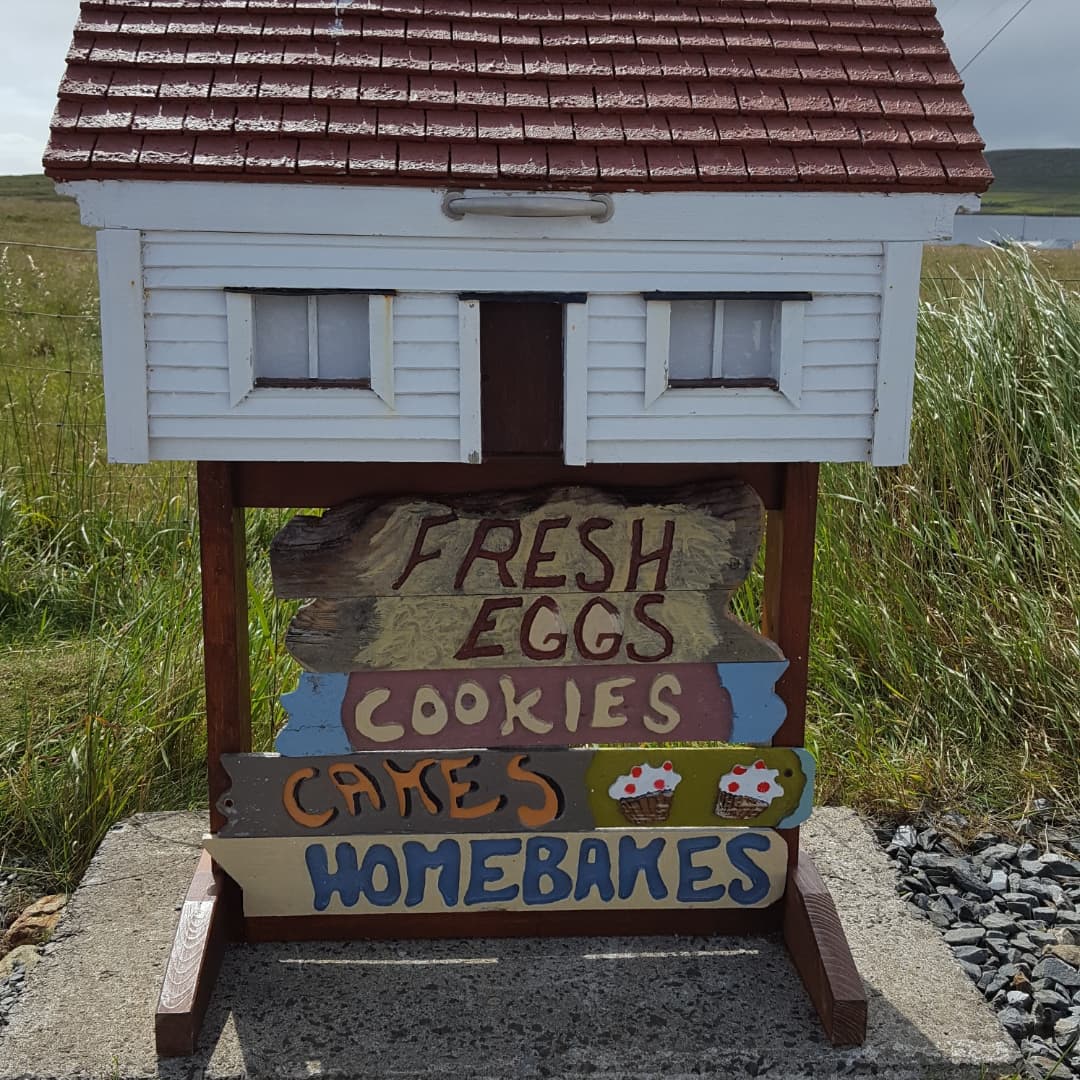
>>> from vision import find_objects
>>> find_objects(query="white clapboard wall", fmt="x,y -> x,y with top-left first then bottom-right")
580,239 -> 886,465
95,206 -> 925,465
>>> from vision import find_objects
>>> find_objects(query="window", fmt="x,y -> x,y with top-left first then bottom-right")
668,299 -> 778,387
644,292 -> 809,407
225,290 -> 394,406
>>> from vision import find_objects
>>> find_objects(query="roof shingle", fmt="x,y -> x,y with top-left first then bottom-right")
43,0 -> 991,191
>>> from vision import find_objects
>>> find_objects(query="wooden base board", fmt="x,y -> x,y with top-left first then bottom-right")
243,904 -> 782,942
782,851 -> 868,1047
155,846 -> 867,1057
155,851 -> 233,1058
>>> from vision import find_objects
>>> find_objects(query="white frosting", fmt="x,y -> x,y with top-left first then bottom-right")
608,761 -> 682,800
717,760 -> 784,805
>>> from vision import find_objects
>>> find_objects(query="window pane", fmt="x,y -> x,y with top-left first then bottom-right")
668,300 -> 714,381
720,300 -> 776,380
253,294 -> 308,379
316,294 -> 370,381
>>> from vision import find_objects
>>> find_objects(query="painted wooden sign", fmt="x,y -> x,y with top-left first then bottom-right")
274,661 -> 788,755
216,747 -> 816,838
271,485 -> 783,672
204,828 -> 788,916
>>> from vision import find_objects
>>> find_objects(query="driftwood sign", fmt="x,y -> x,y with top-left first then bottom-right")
271,485 -> 781,672
215,482 -> 800,925
215,747 -> 816,838
204,828 -> 788,916
273,662 -> 788,755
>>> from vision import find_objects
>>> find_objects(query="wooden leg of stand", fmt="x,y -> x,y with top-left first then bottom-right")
783,852 -> 867,1047
155,851 -> 231,1058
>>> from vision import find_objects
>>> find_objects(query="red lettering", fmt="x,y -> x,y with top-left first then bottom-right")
391,512 -> 458,590
523,516 -> 570,589
519,596 -> 568,661
573,596 -> 622,661
454,519 -> 522,590
454,596 -> 524,660
575,517 -> 614,592
626,593 -> 675,662
626,518 -> 675,591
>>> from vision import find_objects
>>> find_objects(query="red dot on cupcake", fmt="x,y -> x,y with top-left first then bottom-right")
662,761 -> 673,771
754,760 -> 766,770
627,783 -> 637,794
757,782 -> 770,793
630,766 -> 642,778
653,779 -> 665,790
728,781 -> 739,792
732,765 -> 746,775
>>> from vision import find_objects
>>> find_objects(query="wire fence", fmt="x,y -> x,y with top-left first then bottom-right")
0,239 -> 96,254
1,308 -> 98,319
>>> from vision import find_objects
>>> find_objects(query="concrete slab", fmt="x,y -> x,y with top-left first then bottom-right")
0,808 -> 1019,1080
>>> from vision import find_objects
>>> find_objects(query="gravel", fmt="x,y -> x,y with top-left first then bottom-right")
882,814 -> 1080,1080
0,872 -> 34,1034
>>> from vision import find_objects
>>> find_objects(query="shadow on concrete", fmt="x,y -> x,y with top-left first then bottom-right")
157,933 -> 957,1080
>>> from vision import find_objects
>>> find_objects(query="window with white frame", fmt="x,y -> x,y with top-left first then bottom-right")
225,290 -> 395,406
644,292 -> 809,407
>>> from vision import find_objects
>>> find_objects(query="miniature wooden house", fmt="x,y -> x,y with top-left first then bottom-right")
46,0 -> 990,1060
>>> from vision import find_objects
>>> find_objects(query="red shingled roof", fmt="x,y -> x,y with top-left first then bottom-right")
43,0 -> 992,192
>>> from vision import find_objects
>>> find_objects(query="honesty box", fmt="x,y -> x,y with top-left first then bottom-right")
204,829 -> 789,917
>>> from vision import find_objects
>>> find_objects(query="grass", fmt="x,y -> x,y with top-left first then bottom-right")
1,181 -> 1079,894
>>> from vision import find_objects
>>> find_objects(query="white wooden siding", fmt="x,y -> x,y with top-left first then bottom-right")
113,214 -> 921,464
580,244 -> 884,463
143,271 -> 464,462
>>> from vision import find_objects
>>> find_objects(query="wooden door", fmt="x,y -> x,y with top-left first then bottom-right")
480,301 -> 564,458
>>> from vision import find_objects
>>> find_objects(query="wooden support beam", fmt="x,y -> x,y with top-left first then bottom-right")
763,461 -> 819,748
197,461 -> 251,833
155,851 -> 231,1057
762,461 -> 819,869
244,904 -> 783,943
230,460 -> 785,511
783,852 -> 868,1047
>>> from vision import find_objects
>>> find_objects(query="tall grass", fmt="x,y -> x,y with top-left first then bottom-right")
1,211 -> 1078,891
811,248 -> 1080,819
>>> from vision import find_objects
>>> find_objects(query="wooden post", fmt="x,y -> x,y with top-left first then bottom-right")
783,854 -> 868,1046
763,461 -> 819,751
155,462 -> 249,1057
763,462 -> 867,1046
155,851 -> 230,1056
196,460 -> 251,832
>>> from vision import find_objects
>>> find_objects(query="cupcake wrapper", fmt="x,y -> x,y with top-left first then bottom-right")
714,791 -> 770,820
618,793 -> 673,825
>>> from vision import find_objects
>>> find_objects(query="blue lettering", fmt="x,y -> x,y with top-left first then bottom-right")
465,838 -> 521,905
727,832 -> 773,906
522,837 -> 573,905
402,839 -> 462,907
574,838 -> 615,902
617,835 -> 667,900
676,836 -> 726,903
305,842 -> 362,911
357,843 -> 401,907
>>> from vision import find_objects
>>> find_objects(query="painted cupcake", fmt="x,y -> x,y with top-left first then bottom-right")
714,760 -> 784,819
608,761 -> 682,824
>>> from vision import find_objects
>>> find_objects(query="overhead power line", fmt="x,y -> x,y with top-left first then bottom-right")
959,0 -> 1037,74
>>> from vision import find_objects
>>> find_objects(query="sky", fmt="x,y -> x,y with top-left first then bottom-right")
0,0 -> 1076,175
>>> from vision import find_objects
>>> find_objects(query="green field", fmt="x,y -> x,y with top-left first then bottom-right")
982,148 -> 1080,216
1,178 -> 1079,893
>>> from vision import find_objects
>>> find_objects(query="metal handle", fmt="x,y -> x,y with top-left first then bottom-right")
442,191 -> 613,222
